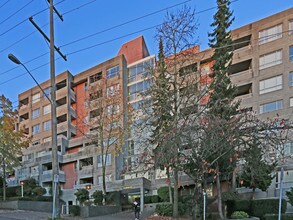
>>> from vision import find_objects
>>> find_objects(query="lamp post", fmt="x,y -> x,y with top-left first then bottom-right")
20,181 -> 24,198
8,53 -> 59,218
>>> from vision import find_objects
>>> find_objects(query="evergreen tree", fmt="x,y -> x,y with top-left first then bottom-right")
207,0 -> 237,218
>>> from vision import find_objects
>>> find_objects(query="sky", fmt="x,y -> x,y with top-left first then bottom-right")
0,0 -> 292,108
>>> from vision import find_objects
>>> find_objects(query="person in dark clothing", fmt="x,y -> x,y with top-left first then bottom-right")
133,198 -> 140,220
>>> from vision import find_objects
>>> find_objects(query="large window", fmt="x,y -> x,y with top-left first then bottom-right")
290,46 -> 293,61
43,104 -> 51,115
106,84 -> 120,97
43,120 -> 51,131
289,20 -> 293,35
128,80 -> 151,101
106,66 -> 119,79
32,124 -> 40,135
89,72 -> 102,83
259,50 -> 282,70
128,59 -> 154,83
107,104 -> 120,115
259,24 -> 282,45
259,100 -> 283,114
32,108 -> 40,119
43,87 -> 51,99
259,75 -> 282,94
32,93 -> 40,104
97,154 -> 112,167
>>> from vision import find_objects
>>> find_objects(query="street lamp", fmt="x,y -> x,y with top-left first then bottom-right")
20,181 -> 24,198
8,53 -> 59,218
8,54 -> 52,104
85,184 -> 91,190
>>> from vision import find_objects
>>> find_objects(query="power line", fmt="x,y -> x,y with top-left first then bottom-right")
0,0 -> 10,10
0,0 -> 65,37
0,0 -> 34,26
60,0 -> 191,48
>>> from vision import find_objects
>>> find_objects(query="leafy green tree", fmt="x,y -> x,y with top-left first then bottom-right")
207,0 -> 237,218
92,190 -> 103,205
0,95 -> 28,201
74,189 -> 89,206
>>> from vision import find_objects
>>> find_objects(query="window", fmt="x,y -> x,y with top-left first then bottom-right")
259,50 -> 282,70
43,87 -> 51,99
32,108 -> 40,119
32,124 -> 40,135
84,83 -> 88,91
128,59 -> 154,83
84,101 -> 88,108
259,75 -> 282,94
43,104 -> 51,115
128,80 -> 151,101
43,137 -> 51,143
32,93 -> 40,104
106,84 -> 120,97
259,24 -> 282,45
89,90 -> 102,101
107,104 -> 120,115
90,108 -> 102,118
290,98 -> 293,107
89,72 -> 102,83
259,100 -> 283,114
43,120 -> 51,131
179,63 -> 197,76
97,154 -> 112,167
289,20 -> 293,35
32,140 -> 40,146
98,175 -> 112,184
106,66 -> 119,79
290,46 -> 293,61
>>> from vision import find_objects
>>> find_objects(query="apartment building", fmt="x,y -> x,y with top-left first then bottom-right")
11,7 -> 293,205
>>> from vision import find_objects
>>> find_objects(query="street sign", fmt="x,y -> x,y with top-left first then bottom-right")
54,174 -> 59,183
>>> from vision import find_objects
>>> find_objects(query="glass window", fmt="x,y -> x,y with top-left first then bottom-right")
128,58 -> 154,83
43,137 -> 51,143
259,24 -> 282,45
259,50 -> 282,70
84,83 -> 88,91
43,120 -> 51,131
290,46 -> 293,61
32,93 -> 40,104
128,80 -> 151,101
32,108 -> 40,119
259,75 -> 282,94
90,72 -> 102,83
259,100 -> 283,114
289,20 -> 293,35
106,66 -> 119,79
106,84 -> 120,97
97,154 -> 112,167
289,72 -> 293,86
43,87 -> 51,99
107,105 -> 120,115
32,124 -> 40,135
290,98 -> 293,107
43,104 -> 51,115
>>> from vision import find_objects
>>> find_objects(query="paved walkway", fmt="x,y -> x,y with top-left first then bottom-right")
0,209 -> 154,220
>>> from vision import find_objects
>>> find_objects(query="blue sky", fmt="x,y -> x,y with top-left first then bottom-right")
0,0 -> 292,107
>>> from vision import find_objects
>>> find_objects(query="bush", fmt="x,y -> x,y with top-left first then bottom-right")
69,205 -> 80,216
156,203 -> 185,216
231,211 -> 249,219
32,186 -> 46,196
74,189 -> 89,205
286,187 -> 293,206
157,187 -> 173,202
222,191 -> 240,202
144,195 -> 152,204
227,200 -> 251,217
251,199 -> 286,218
92,190 -> 103,205
151,195 -> 160,203
106,192 -> 116,205
264,214 -> 293,220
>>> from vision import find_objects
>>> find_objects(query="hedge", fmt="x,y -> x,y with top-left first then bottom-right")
226,200 -> 251,217
264,214 -> 293,220
69,205 -> 80,216
151,195 -> 160,203
251,199 -> 286,218
144,195 -> 152,204
156,203 -> 185,216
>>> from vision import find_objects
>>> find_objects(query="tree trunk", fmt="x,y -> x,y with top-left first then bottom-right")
173,168 -> 179,218
216,166 -> 224,219
166,167 -> 173,203
102,164 -> 106,205
2,164 -> 6,201
231,168 -> 237,192
192,186 -> 199,220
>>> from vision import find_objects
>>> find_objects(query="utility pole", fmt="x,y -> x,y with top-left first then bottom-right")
50,0 -> 59,218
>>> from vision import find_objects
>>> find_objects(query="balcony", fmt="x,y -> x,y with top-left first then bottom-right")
41,170 -> 65,183
74,183 -> 93,189
35,151 -> 62,163
230,69 -> 253,84
69,89 -> 76,103
78,165 -> 94,178
57,121 -> 68,134
56,86 -> 67,100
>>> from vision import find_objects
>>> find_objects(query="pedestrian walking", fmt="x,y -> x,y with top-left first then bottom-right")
133,198 -> 140,220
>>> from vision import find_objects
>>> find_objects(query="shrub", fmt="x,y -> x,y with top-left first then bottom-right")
156,203 -> 185,216
157,187 -> 173,202
32,186 -> 46,196
251,199 -> 286,218
231,211 -> 249,219
69,205 -> 80,216
222,191 -> 240,202
144,195 -> 152,204
92,190 -> 103,205
264,214 -> 293,220
286,187 -> 293,206
74,189 -> 89,205
151,195 -> 160,203
227,200 -> 251,217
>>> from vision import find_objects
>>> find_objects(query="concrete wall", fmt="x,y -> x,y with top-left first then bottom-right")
0,201 -> 53,213
80,205 -> 121,217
